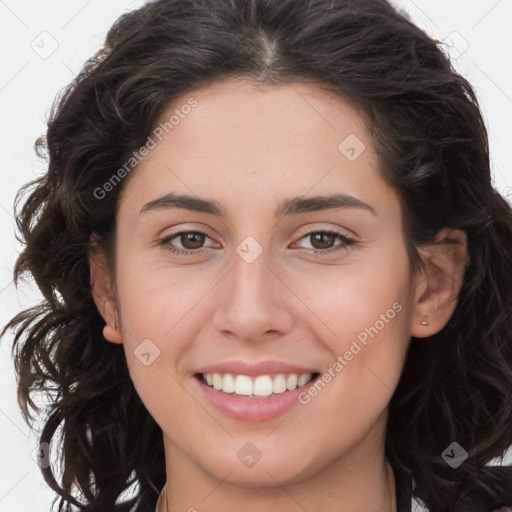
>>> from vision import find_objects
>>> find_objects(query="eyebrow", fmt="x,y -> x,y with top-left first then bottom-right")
140,192 -> 377,217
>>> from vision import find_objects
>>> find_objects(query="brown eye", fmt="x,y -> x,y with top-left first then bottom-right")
158,230 -> 215,256
179,232 -> 206,250
309,232 -> 336,250
293,229 -> 357,255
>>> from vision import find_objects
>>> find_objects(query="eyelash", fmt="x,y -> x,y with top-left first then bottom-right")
157,229 -> 357,256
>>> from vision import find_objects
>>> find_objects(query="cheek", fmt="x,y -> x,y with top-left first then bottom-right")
112,256 -> 209,404
115,244 -> 214,340
300,245 -> 411,351
299,246 -> 412,417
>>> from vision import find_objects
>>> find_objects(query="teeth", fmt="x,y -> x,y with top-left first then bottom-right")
272,374 -> 287,394
212,373 -> 223,390
223,374 -> 235,393
286,374 -> 298,390
202,372 -> 315,397
234,375 -> 252,396
297,374 -> 311,387
254,375 -> 273,396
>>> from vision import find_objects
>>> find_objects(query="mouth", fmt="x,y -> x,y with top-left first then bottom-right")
195,372 -> 320,398
193,361 -> 322,421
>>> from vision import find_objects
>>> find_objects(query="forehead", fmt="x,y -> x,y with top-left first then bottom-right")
117,77 -> 399,220
156,77 -> 371,153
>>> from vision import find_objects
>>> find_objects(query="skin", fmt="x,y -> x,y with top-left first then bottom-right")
90,78 -> 467,512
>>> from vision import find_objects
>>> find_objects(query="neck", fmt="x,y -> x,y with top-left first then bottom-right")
158,418 -> 396,512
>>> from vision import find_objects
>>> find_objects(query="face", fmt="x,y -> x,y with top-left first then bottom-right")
97,78 -> 421,488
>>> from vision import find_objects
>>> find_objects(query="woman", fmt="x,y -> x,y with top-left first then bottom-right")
2,0 -> 512,511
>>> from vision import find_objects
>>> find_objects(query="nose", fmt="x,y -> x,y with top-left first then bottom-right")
211,243 -> 294,343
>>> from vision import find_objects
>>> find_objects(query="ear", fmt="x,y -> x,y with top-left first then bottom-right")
410,228 -> 468,338
89,235 -> 123,344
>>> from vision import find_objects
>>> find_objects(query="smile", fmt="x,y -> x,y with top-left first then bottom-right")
195,371 -> 321,422
199,372 -> 318,398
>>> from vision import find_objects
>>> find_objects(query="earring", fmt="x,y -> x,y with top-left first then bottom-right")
421,318 -> 429,326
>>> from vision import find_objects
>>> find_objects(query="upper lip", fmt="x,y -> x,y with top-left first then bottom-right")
195,360 -> 319,377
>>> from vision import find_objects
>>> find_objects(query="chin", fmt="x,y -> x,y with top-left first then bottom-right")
196,444 -> 321,488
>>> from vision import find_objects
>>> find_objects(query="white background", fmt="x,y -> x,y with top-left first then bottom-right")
1,1 -> 511,510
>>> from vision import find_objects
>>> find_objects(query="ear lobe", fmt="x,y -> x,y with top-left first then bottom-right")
89,237 -> 123,344
410,228 -> 468,338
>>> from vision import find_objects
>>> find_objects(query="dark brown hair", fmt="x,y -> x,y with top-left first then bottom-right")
2,0 -> 512,510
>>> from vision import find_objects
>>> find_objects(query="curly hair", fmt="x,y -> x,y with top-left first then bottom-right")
2,0 -> 512,510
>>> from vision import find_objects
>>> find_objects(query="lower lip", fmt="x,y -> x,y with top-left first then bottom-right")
195,375 -> 319,422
